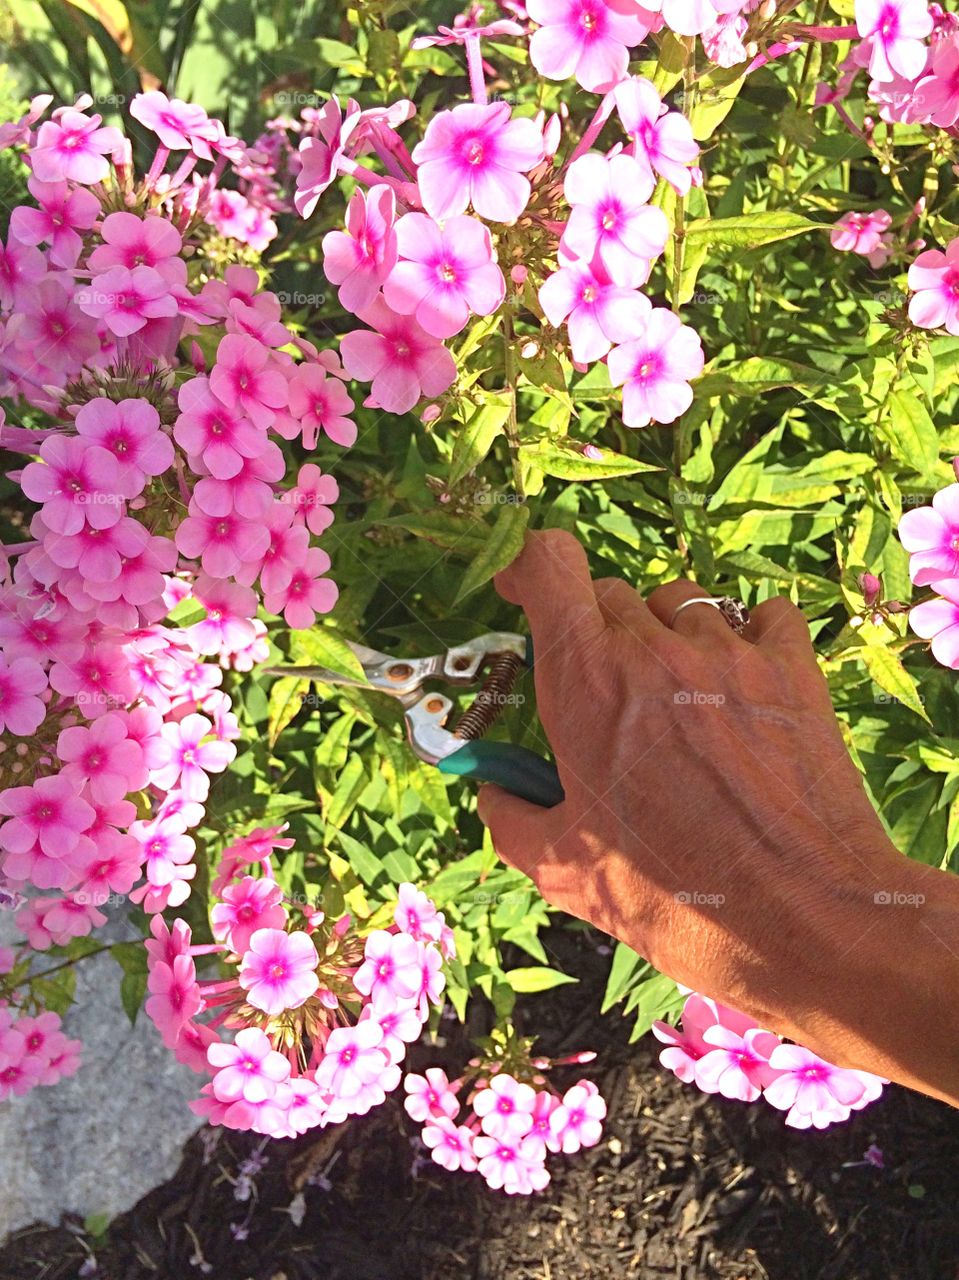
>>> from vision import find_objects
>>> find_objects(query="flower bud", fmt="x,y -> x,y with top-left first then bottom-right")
859,572 -> 882,609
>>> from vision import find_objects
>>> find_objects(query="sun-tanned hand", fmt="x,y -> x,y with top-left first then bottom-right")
478,529 -> 959,1107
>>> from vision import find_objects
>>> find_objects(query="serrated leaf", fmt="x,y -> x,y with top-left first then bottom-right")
453,501 -> 529,604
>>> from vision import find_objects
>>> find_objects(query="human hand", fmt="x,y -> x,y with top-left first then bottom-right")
479,530 -> 959,1102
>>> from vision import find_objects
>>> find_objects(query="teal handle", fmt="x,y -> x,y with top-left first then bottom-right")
437,740 -> 564,808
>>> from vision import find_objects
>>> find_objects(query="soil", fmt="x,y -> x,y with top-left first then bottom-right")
2,929 -> 958,1280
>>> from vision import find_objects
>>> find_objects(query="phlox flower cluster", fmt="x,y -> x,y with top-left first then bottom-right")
0,95 -> 350,1077
653,992 -> 886,1129
295,25 -> 704,430
144,872 -> 454,1139
0,947 -> 82,1100
404,1049 -> 605,1195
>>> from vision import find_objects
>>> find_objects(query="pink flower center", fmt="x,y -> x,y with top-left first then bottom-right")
465,139 -> 486,166
269,962 -> 286,979
581,284 -> 598,304
438,262 -> 458,283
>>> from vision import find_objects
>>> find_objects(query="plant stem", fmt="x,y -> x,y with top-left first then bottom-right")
501,308 -> 526,500
8,943 -> 113,991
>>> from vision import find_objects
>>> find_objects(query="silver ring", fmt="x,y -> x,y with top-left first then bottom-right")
669,596 -> 750,635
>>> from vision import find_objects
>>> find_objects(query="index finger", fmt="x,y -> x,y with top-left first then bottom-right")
493,529 -> 607,686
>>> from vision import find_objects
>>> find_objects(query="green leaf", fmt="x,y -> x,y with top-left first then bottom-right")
601,942 -> 648,1013
325,754 -> 367,830
521,438 -> 659,481
860,645 -> 930,723
453,502 -> 530,604
449,395 -> 511,487
290,627 -> 369,684
267,676 -> 309,748
696,356 -> 833,398
503,966 -> 577,993
879,389 -> 939,478
685,211 -> 824,251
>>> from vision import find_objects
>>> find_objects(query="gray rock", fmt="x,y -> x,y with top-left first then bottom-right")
0,908 -> 201,1238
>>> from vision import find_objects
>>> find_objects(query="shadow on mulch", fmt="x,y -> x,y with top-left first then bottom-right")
3,930 -> 958,1280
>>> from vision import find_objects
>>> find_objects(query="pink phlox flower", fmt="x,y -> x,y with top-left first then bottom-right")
211,875 -> 288,954
339,296 -> 457,414
209,333 -> 289,429
88,212 -> 183,272
694,1024 -> 781,1101
702,10 -> 749,66
21,435 -> 129,535
314,1017 -> 389,1100
908,238 -> 959,333
132,812 -> 196,888
561,152 -> 668,287
322,185 -> 398,313
607,307 -> 704,427
207,1027 -> 291,1103
763,1044 -> 883,1129
612,77 -> 699,194
547,1080 -> 606,1153
0,654 -> 47,735
175,504 -> 271,579
353,928 -> 423,1013
289,463 -> 339,536
384,212 -> 506,339
31,108 -> 123,184
0,235 -> 46,311
188,576 -> 259,656
76,264 -> 177,338
411,101 -> 545,223
412,20 -> 525,47
403,1067 -> 460,1122
830,209 -> 893,255
394,882 -> 443,942
906,576 -> 959,667
261,545 -> 338,630
129,91 -> 215,155
152,712 -> 237,801
473,1132 -> 546,1191
898,483 -> 959,584
287,362 -> 357,448
855,0 -> 934,82
474,1072 -> 537,1138
145,954 -> 203,1044
9,178 -> 99,268
414,943 -> 446,1018
146,913 -> 193,968
238,927 -> 319,1014
75,397 -> 174,491
422,1115 -> 480,1172
540,258 -> 651,363
912,32 -> 959,124
0,774 -> 94,859
528,0 -> 657,91
56,711 -> 147,804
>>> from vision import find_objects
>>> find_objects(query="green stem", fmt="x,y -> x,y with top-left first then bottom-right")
7,943 -> 113,992
501,309 -> 526,500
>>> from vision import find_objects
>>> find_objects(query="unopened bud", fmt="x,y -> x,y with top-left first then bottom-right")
583,444 -> 603,460
520,341 -> 540,359
859,572 -> 882,609
420,403 -> 441,424
759,0 -> 776,19
510,264 -> 529,286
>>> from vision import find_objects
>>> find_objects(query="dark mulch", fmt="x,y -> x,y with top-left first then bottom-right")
3,930 -> 958,1280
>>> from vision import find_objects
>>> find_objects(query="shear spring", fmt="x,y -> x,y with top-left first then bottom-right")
453,651 -> 525,741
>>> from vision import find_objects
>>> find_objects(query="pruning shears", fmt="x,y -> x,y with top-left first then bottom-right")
265,633 -> 564,808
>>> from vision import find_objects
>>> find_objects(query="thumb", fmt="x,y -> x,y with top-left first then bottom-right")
477,783 -> 555,878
